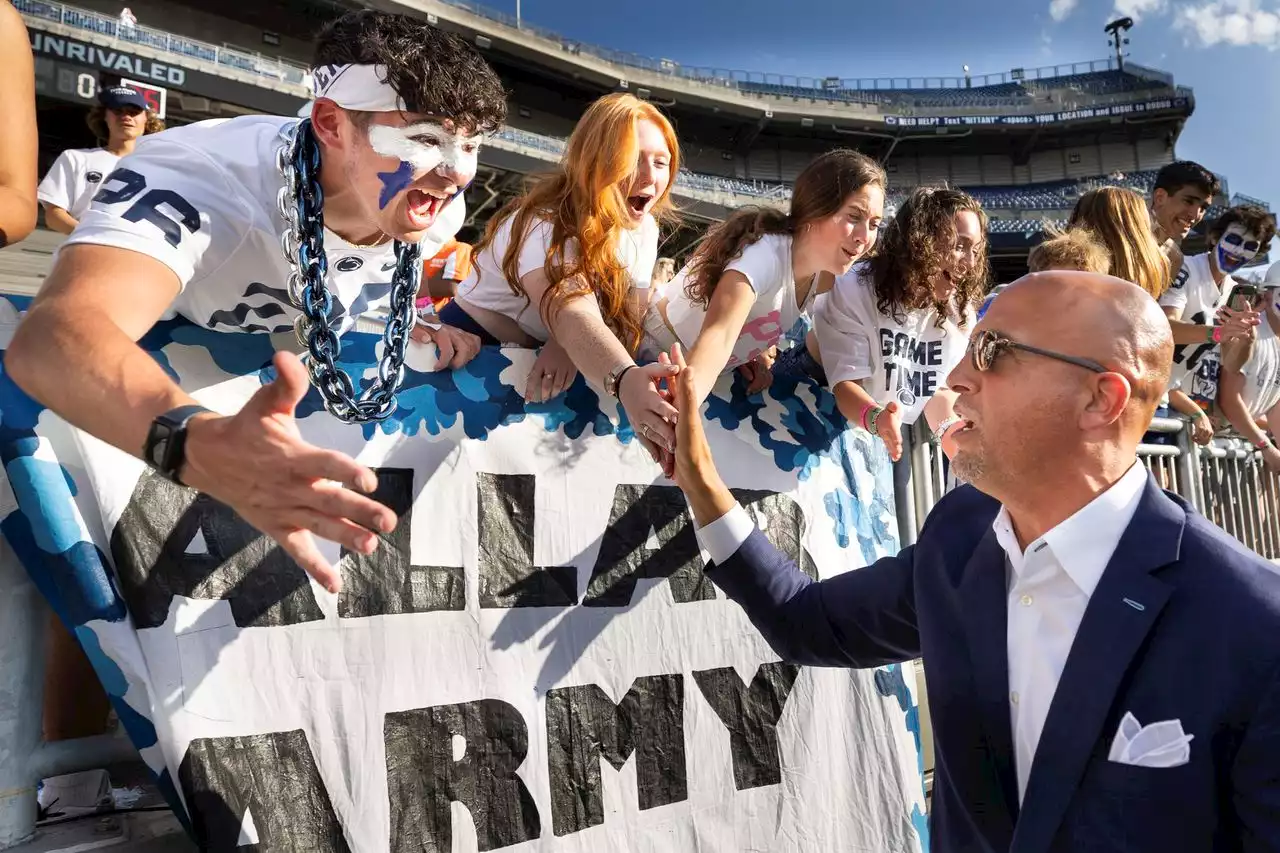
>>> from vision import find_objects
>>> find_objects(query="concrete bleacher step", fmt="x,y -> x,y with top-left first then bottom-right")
0,229 -> 63,297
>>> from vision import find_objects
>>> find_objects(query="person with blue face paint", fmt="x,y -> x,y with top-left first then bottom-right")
6,11 -> 508,594
1217,268 -> 1280,474
1158,205 -> 1275,416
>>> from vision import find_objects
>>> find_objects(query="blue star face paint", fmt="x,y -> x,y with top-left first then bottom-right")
1215,223 -> 1262,275
377,160 -> 415,210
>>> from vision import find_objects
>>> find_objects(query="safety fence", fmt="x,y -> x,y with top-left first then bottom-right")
898,414 -> 1280,560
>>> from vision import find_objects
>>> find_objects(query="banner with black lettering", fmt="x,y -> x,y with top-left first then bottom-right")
0,297 -> 928,852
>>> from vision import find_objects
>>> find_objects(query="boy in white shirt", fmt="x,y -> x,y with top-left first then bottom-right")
38,85 -> 163,234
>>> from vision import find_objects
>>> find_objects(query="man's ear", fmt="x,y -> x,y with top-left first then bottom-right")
1081,372 -> 1132,433
310,100 -> 348,149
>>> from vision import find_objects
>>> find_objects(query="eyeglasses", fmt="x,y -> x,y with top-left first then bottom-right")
968,328 -> 1109,374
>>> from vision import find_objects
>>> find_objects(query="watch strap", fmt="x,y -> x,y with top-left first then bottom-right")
143,404 -> 212,486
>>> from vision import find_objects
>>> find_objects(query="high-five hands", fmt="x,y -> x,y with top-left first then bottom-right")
181,351 -> 397,594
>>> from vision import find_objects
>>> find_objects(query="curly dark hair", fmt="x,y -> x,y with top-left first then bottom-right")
1208,204 -> 1277,250
86,106 -> 164,144
682,149 -> 886,307
866,187 -> 989,329
313,10 -> 507,134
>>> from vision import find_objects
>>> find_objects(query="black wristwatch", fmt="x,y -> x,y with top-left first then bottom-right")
143,405 -> 212,485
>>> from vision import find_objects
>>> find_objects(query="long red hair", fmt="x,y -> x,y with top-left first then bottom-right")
478,93 -> 680,350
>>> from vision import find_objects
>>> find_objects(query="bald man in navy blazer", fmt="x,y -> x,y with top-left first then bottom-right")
665,272 -> 1280,853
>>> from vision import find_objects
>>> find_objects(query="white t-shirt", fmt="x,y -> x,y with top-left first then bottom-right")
662,234 -> 813,370
38,148 -> 121,220
1158,253 -> 1233,410
814,263 -> 973,425
456,213 -> 658,342
63,115 -> 463,335
1236,316 -> 1280,419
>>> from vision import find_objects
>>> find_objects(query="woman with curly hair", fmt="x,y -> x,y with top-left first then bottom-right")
801,186 -> 988,462
642,149 -> 886,404
439,92 -> 684,461
38,85 -> 165,235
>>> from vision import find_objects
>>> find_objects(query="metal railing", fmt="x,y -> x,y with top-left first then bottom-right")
896,414 -> 1280,561
437,0 -> 1133,95
15,0 -> 310,87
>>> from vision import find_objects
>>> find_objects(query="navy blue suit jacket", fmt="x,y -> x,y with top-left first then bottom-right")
708,478 -> 1280,853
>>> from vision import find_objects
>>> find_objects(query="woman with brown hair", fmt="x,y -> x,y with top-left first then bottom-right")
1067,186 -> 1170,298
38,85 -> 165,235
792,187 -> 989,461
437,92 -> 684,461
642,148 -> 886,404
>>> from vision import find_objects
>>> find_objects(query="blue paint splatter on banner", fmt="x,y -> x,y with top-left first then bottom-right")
377,161 -> 415,209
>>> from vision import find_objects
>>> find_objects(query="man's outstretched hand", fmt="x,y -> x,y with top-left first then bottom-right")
180,351 -> 397,594
665,344 -> 736,528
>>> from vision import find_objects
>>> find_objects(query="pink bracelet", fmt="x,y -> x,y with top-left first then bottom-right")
859,403 -> 876,431
1212,326 -> 1224,343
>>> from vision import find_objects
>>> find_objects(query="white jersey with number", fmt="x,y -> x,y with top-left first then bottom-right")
1159,252 -> 1234,410
62,115 -> 463,335
814,262 -> 972,425
38,148 -> 121,220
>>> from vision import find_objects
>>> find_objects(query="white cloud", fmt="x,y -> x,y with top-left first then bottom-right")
1113,0 -> 1169,21
1049,0 -> 1079,21
1174,0 -> 1280,48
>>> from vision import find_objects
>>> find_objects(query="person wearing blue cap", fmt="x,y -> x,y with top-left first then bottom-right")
37,84 -> 163,235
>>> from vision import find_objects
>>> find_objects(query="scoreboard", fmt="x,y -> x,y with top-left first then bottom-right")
33,57 -> 167,118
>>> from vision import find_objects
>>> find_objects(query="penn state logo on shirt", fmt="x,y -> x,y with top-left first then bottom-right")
897,387 -> 917,408
86,171 -> 104,183
335,256 -> 364,273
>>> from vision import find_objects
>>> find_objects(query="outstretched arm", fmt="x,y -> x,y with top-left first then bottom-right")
0,1 -> 37,246
667,343 -> 920,668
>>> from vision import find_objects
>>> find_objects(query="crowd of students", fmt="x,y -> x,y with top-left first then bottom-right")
414,92 -> 1279,474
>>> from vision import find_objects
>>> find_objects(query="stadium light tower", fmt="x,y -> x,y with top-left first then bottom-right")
515,0 -> 521,29
1105,16 -> 1134,71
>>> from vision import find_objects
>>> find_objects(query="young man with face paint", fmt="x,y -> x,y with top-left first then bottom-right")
1149,160 -> 1219,275
1157,205 -> 1273,414
1217,268 -> 1280,474
5,11 -> 508,592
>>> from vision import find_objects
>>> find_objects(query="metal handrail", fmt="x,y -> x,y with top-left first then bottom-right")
14,0 -> 310,87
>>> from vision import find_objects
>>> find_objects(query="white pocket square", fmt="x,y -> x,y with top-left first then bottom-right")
1107,712 -> 1193,768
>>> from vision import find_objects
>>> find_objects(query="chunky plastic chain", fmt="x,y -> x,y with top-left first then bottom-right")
275,119 -> 422,423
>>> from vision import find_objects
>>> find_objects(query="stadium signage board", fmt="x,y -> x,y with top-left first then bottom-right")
0,301 -> 928,852
27,28 -> 306,117
885,96 -> 1188,128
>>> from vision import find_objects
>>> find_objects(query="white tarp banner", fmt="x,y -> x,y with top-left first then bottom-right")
0,303 -> 928,852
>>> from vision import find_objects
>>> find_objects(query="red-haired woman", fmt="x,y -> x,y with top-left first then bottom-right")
437,92 -> 681,460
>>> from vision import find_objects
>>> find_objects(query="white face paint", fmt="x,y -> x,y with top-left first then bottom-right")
366,121 -> 481,181
1215,222 -> 1262,274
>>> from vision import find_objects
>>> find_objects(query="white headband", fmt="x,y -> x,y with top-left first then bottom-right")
298,63 -> 404,117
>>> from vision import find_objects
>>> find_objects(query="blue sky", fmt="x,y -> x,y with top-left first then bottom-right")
500,0 -> 1279,205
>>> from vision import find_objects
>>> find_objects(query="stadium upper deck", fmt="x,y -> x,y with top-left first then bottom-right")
17,0 -> 1268,267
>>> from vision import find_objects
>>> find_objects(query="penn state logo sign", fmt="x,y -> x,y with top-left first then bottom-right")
335,256 -> 364,272
86,171 -> 103,183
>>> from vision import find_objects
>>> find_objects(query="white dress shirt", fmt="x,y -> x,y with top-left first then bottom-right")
695,461 -> 1150,804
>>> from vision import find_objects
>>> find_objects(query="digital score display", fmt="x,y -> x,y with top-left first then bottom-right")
33,57 -> 167,118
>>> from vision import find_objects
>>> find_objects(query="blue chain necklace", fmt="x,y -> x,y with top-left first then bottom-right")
275,119 -> 422,424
